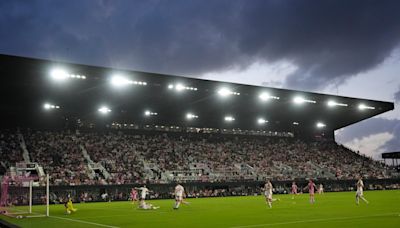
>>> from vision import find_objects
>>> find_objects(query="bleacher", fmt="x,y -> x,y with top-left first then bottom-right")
0,129 -> 393,185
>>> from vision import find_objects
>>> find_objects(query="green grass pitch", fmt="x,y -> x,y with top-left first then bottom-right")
1,190 -> 400,228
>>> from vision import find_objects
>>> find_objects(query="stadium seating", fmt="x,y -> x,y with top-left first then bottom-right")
23,130 -> 93,185
0,130 -> 23,175
0,129 -> 392,185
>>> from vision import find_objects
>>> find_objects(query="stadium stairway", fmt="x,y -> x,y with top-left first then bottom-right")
307,161 -> 335,179
17,132 -> 31,163
79,144 -> 111,180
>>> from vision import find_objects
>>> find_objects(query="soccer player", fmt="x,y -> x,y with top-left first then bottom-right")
130,188 -> 138,204
264,180 -> 274,208
291,182 -> 298,199
135,185 -> 159,209
64,196 -> 77,214
290,181 -> 298,199
307,179 -> 316,204
135,185 -> 160,209
318,184 -> 324,194
101,192 -> 109,202
173,184 -> 190,209
139,200 -> 160,210
173,184 -> 185,209
136,185 -> 150,201
356,177 -> 369,205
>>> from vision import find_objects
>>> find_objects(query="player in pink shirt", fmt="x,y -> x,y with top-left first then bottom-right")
130,188 -> 138,204
291,182 -> 298,199
307,179 -> 316,204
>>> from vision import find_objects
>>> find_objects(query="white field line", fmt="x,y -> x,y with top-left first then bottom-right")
49,216 -> 120,228
5,208 -> 119,227
230,213 -> 399,228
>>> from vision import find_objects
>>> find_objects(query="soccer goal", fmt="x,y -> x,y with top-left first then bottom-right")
0,174 -> 49,218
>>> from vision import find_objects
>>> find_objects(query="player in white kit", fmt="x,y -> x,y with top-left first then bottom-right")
264,180 -> 274,208
356,178 -> 369,205
136,185 -> 150,201
136,185 -> 160,210
139,200 -> 159,210
318,184 -> 324,194
173,184 -> 186,209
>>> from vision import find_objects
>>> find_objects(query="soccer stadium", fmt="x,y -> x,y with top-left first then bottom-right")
0,54 -> 399,228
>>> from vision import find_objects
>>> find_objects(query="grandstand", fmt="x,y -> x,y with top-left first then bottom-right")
0,55 -> 394,185
0,54 -> 398,215
0,54 -> 396,182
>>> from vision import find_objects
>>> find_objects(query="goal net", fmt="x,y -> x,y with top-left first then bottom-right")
0,174 -> 49,218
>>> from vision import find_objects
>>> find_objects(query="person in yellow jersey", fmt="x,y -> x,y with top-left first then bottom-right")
64,195 -> 77,214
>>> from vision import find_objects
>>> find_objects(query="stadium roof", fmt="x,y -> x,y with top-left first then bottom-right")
0,54 -> 394,135
382,152 -> 400,159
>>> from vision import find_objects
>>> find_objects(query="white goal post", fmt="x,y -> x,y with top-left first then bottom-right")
0,174 -> 49,218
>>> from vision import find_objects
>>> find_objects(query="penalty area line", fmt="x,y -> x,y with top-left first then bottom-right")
49,215 -> 120,228
230,213 -> 399,228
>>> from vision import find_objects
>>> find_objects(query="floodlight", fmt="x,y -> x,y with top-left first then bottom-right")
293,96 -> 305,104
316,122 -> 326,128
293,96 -> 316,104
43,103 -> 51,110
175,83 -> 185,91
358,104 -> 375,110
257,118 -> 268,125
144,110 -> 158,116
98,106 -> 111,114
259,93 -> 270,101
217,88 -> 239,97
50,69 -> 69,81
50,68 -> 87,82
327,100 -> 348,107
111,75 -> 131,87
168,83 -> 197,91
224,116 -> 235,122
327,100 -> 336,107
110,75 -> 147,88
43,103 -> 60,110
259,92 -> 280,101
293,122 -> 299,125
218,88 -> 232,97
186,113 -> 198,120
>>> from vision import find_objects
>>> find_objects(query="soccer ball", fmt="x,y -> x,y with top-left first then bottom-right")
16,215 -> 23,219
67,211 -> 71,214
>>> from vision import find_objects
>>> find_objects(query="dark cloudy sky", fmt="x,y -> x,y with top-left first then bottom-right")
1,0 -> 400,160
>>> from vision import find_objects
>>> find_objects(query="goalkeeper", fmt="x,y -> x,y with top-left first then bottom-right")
64,196 -> 77,214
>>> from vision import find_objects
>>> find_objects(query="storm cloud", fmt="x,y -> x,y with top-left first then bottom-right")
1,0 -> 400,90
336,117 -> 400,155
395,88 -> 400,103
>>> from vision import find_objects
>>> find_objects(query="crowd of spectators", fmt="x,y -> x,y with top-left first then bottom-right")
80,132 -> 144,184
24,130 -> 93,185
0,129 -> 394,185
0,130 -> 23,175
77,131 -> 390,183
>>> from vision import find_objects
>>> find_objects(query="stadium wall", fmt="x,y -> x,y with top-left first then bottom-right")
4,178 -> 399,205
